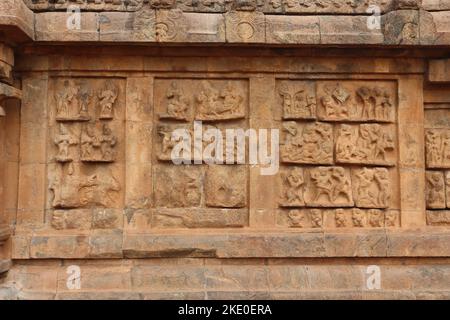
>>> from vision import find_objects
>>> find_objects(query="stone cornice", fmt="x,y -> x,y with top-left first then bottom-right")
1,0 -> 450,46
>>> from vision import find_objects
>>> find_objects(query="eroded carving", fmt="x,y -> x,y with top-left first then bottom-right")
49,166 -> 121,209
353,167 -> 390,209
426,171 -> 446,209
425,129 -> 450,169
154,166 -> 201,207
279,167 -> 305,207
278,81 -> 316,120
336,124 -> 395,166
305,166 -> 353,207
98,84 -> 118,119
81,123 -> 117,162
196,81 -> 246,121
159,81 -> 191,121
317,82 -> 395,122
55,80 -> 91,121
281,121 -> 333,164
205,165 -> 247,208
54,124 -> 78,163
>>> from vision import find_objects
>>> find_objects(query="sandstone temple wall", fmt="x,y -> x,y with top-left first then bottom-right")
0,0 -> 450,299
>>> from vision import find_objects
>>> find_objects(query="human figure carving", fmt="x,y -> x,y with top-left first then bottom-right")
98,84 -> 118,119
54,124 -> 78,162
281,167 -> 305,206
160,82 -> 190,121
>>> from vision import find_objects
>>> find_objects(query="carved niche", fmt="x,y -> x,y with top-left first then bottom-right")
279,167 -> 305,207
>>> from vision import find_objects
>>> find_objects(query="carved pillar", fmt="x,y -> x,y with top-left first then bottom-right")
0,43 -> 21,275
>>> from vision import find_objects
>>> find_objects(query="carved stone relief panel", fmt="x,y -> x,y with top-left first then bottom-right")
280,121 -> 333,164
276,79 -> 399,228
316,81 -> 397,123
335,123 -> 396,166
47,78 -> 125,229
152,78 -> 249,226
155,78 -> 248,122
154,164 -> 202,208
424,108 -> 450,226
277,208 -> 400,229
205,165 -> 247,208
425,129 -> 450,169
277,80 -> 316,120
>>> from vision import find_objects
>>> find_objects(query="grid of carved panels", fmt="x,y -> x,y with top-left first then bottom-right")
276,79 -> 401,229
152,78 -> 250,228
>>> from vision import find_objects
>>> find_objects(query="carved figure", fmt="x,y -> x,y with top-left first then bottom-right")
54,124 -> 78,162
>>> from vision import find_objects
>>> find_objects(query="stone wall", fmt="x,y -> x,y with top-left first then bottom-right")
0,0 -> 450,299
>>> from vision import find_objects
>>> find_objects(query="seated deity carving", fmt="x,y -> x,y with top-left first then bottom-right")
195,81 -> 245,121
159,82 -> 191,121
280,121 -> 333,164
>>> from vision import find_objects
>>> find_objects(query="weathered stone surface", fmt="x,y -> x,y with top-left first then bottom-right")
2,0 -> 450,301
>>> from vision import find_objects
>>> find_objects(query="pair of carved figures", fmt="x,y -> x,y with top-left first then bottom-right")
159,81 -> 245,121
336,123 -> 394,164
54,123 -> 117,162
281,121 -> 333,164
281,167 -> 352,207
55,80 -> 118,121
50,168 -> 120,209
426,129 -> 450,168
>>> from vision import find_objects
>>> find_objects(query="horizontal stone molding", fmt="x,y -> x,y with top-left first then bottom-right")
0,0 -> 35,41
2,258 -> 450,299
11,229 -> 450,259
2,1 -> 450,46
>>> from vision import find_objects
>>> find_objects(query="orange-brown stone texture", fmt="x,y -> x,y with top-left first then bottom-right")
0,0 -> 450,299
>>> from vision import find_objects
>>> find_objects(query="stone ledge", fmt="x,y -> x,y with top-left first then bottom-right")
11,229 -> 450,259
0,0 -> 35,41
3,259 -> 450,299
1,3 -> 448,45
